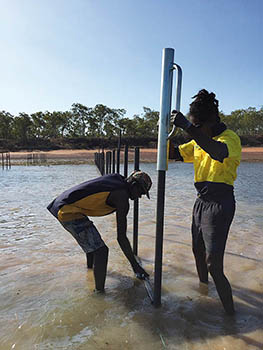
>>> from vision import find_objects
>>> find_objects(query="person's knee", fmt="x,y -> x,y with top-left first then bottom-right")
192,245 -> 205,259
94,245 -> 109,259
206,253 -> 223,276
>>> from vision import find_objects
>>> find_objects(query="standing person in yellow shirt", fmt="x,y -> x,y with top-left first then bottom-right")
171,89 -> 241,315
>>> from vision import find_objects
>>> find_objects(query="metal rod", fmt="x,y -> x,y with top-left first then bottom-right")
95,153 -> 98,171
98,153 -> 102,174
133,147 -> 140,255
144,278 -> 154,303
124,144 -> 128,178
118,129 -> 122,149
106,152 -> 109,174
173,64 -> 182,111
112,149 -> 116,173
116,129 -> 121,174
106,151 -> 111,174
153,170 -> 166,307
136,256 -> 154,303
108,151 -> 112,174
116,148 -> 120,174
154,48 -> 174,307
168,63 -> 183,139
101,151 -> 105,175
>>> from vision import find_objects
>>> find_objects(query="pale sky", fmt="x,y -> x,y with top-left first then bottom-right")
0,0 -> 262,118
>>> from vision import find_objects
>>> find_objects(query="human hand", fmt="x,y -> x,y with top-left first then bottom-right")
133,264 -> 149,280
171,110 -> 192,130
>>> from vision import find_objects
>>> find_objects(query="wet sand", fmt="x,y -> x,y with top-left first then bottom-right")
8,147 -> 263,164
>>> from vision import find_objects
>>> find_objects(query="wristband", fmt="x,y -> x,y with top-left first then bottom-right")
182,119 -> 192,130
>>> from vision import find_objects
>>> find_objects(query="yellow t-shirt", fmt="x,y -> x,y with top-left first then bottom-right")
57,192 -> 115,222
178,129 -> 241,185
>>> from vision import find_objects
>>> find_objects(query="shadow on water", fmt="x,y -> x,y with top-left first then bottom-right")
104,270 -> 263,349
1,264 -> 262,350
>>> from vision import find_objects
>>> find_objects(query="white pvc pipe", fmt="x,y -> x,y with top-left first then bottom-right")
157,48 -> 174,171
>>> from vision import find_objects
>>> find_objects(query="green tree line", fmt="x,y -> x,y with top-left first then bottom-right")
0,103 -> 262,148
0,104 -> 159,142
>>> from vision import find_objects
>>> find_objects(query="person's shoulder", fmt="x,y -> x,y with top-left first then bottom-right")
219,129 -> 241,143
108,173 -> 125,179
224,128 -> 239,136
219,129 -> 241,158
105,173 -> 127,185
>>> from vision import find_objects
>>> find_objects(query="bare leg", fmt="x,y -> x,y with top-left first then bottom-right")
192,235 -> 208,284
93,245 -> 109,291
86,252 -> 94,269
207,253 -> 235,315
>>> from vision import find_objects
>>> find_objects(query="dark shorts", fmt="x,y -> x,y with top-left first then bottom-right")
60,217 -> 106,253
192,195 -> 235,255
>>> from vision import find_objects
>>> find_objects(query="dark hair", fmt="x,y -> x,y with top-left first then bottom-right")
189,89 -> 219,122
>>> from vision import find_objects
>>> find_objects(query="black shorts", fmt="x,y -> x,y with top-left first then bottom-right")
192,195 -> 235,255
60,217 -> 106,253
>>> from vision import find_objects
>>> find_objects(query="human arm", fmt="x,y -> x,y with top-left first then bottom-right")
171,140 -> 195,163
171,111 -> 228,162
174,147 -> 183,161
108,190 -> 149,279
170,142 -> 184,161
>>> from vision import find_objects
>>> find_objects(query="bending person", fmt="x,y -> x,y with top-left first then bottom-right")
171,89 -> 241,315
47,171 -> 152,293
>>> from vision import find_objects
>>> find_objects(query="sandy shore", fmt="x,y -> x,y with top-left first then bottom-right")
7,148 -> 158,165
6,147 -> 263,165
240,147 -> 263,161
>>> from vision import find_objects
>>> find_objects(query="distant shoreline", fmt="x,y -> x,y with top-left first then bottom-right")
7,147 -> 263,165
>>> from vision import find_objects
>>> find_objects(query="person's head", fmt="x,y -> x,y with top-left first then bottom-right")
189,89 -> 220,131
126,170 -> 152,200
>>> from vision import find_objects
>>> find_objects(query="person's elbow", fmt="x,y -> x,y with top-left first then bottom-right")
212,155 -> 224,163
210,143 -> 229,163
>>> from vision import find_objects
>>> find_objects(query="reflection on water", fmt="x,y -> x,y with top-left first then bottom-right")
0,163 -> 262,350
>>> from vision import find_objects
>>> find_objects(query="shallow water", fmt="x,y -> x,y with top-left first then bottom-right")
0,162 -> 262,350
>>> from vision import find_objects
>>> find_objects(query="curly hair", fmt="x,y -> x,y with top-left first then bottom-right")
189,89 -> 219,122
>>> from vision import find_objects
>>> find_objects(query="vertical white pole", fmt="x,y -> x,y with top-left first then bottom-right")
154,48 -> 174,307
157,48 -> 174,171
